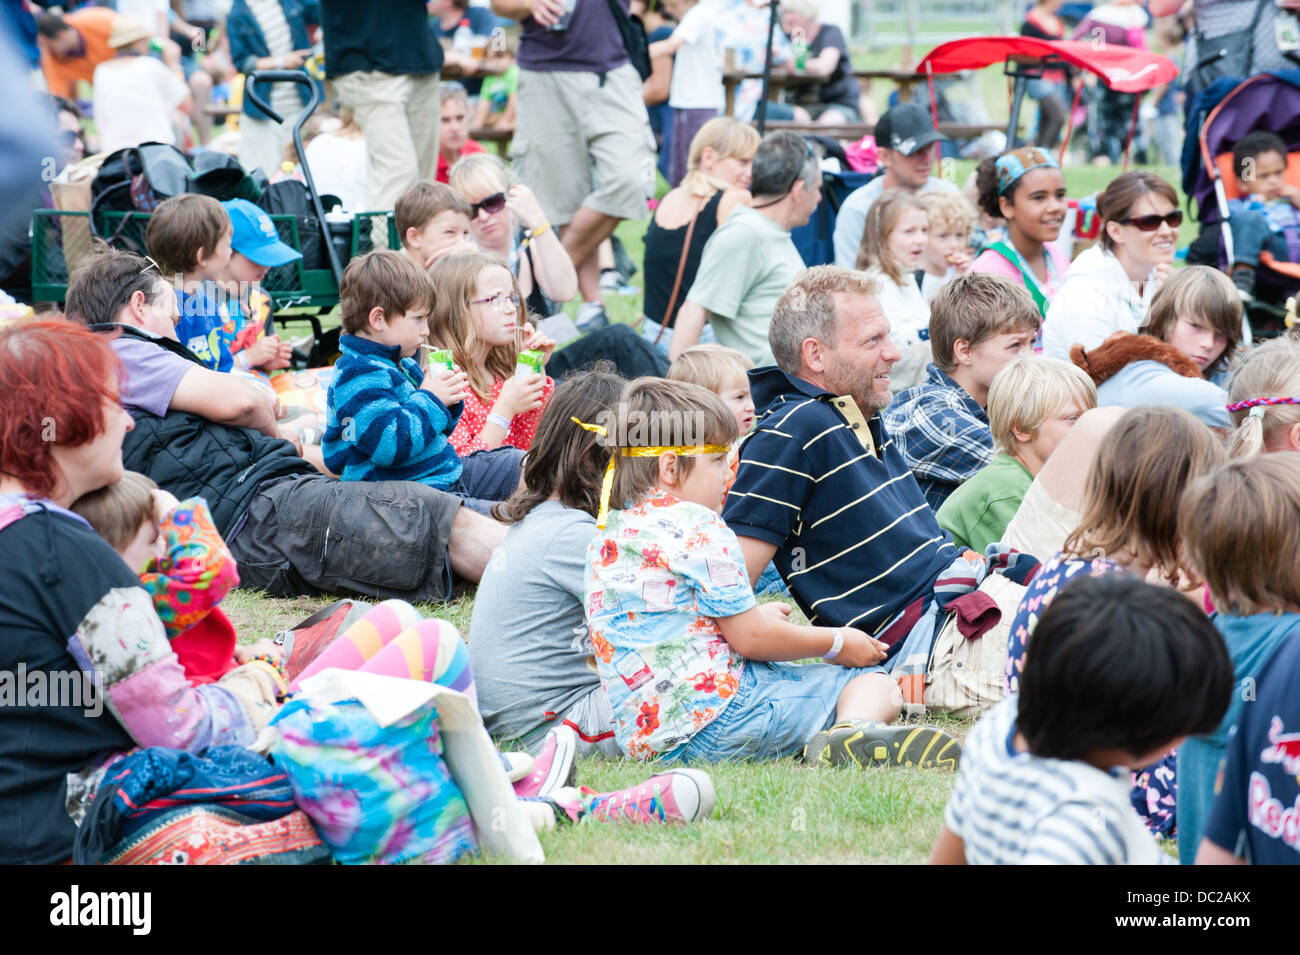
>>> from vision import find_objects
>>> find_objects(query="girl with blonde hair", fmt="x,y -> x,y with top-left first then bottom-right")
640,117 -> 760,356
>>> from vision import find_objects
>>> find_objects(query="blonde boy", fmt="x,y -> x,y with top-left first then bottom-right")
667,343 -> 756,438
937,355 -> 1097,552
394,180 -> 477,269
917,192 -> 976,301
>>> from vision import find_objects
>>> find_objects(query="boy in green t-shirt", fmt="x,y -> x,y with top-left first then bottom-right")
474,39 -> 518,131
937,356 -> 1096,553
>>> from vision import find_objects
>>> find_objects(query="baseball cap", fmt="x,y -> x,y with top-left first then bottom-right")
874,103 -> 947,156
222,199 -> 302,268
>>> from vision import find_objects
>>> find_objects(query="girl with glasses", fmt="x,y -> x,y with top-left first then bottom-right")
1042,171 -> 1181,361
427,252 -> 557,456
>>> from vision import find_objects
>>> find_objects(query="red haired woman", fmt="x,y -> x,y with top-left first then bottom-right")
0,321 -> 278,864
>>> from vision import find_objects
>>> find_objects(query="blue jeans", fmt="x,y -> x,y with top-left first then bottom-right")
639,315 -> 717,360
659,660 -> 881,763
1229,209 -> 1291,268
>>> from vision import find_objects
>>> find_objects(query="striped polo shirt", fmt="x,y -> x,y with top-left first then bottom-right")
723,366 -> 956,635
945,696 -> 1168,864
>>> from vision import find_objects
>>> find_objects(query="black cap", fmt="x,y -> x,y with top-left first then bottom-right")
874,103 -> 947,155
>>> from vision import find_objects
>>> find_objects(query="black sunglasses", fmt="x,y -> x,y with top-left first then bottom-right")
470,192 -> 507,217
1120,210 -> 1183,231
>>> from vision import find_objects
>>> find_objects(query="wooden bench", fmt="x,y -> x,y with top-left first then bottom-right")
756,119 -> 1010,142
470,126 -> 513,156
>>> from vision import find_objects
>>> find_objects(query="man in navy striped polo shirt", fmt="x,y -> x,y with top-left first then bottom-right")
723,265 -> 959,647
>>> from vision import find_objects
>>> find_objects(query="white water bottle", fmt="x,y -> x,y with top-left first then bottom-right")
453,18 -> 473,56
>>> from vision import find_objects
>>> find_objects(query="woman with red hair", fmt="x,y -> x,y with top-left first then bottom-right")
0,321 -> 279,864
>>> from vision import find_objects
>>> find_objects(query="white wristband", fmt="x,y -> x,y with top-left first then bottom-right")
823,628 -> 844,661
486,412 -> 512,432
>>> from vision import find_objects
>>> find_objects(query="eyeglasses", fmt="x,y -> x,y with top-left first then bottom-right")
1119,210 -> 1183,231
471,291 -> 521,311
58,129 -> 83,149
470,192 -> 507,218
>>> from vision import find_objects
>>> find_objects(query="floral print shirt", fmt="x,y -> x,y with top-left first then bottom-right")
584,489 -> 756,760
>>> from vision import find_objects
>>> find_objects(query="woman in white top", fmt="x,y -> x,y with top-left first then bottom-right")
856,191 -> 932,393
92,17 -> 191,154
1042,171 -> 1180,360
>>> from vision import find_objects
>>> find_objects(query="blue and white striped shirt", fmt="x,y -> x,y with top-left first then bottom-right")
323,334 -> 463,487
945,696 -> 1170,865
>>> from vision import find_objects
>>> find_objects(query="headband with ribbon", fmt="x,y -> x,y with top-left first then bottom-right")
1225,396 -> 1300,420
995,146 -> 1060,196
572,417 -> 730,529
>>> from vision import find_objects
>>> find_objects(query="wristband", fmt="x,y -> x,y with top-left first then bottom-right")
823,628 -> 844,661
486,412 -> 512,432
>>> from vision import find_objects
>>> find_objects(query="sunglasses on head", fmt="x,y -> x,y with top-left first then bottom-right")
1120,210 -> 1183,231
470,192 -> 507,217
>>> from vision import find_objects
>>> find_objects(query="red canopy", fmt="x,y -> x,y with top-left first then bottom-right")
917,37 -> 1178,93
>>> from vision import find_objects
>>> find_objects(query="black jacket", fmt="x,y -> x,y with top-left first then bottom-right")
93,324 -> 314,536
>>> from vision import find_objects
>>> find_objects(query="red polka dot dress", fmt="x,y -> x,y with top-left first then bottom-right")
449,375 -> 556,455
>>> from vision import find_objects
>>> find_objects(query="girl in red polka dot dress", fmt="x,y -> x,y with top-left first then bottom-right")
427,252 -> 557,456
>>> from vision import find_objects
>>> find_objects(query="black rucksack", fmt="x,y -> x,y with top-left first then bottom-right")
89,143 -> 193,253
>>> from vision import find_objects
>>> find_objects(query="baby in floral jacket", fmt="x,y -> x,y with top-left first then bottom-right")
72,471 -> 284,690
584,379 -> 960,768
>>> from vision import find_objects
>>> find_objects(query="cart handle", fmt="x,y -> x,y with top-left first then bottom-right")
245,70 -> 345,286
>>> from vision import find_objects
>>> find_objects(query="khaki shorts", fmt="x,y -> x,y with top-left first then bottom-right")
1000,476 -> 1080,561
512,64 -> 656,225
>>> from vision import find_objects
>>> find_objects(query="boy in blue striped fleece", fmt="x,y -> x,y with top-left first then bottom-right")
323,251 -> 523,514
882,273 -> 1040,510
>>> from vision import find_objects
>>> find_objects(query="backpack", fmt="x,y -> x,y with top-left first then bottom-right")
89,143 -> 193,253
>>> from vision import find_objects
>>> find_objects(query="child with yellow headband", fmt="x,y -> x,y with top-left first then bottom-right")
583,378 -> 955,767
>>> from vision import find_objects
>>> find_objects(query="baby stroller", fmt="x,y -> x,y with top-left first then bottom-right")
1183,70 -> 1300,339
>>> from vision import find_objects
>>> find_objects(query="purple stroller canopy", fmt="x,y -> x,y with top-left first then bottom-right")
1193,71 -> 1300,222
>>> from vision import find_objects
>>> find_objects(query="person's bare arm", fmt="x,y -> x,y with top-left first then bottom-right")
1148,0 -> 1184,16
649,32 -> 687,60
803,43 -> 841,77
716,187 -> 751,224
644,47 -> 673,104
735,535 -> 778,588
716,603 -> 883,665
1194,839 -> 1247,865
171,366 -> 280,438
930,825 -> 968,865
668,300 -> 709,360
492,0 -> 565,26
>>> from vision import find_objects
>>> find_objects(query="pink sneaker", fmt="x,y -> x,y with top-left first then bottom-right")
513,725 -> 577,799
550,769 -> 716,825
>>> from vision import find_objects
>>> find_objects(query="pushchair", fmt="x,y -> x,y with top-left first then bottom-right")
1183,70 -> 1300,339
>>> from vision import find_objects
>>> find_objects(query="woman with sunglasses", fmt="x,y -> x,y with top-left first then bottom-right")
448,153 -> 577,321
1042,171 -> 1181,361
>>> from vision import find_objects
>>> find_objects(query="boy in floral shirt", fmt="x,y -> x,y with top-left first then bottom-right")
584,379 -> 962,768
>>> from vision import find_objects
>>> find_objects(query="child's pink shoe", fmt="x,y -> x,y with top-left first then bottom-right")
512,725 -> 577,799
547,769 -> 716,825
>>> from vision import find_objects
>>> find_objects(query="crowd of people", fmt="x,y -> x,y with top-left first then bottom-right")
3,0 -> 1300,868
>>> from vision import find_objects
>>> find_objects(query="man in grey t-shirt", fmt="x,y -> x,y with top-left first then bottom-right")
469,501 -> 621,755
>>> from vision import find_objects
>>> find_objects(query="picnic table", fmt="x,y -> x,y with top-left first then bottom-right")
757,119 -> 1010,143
722,67 -> 939,118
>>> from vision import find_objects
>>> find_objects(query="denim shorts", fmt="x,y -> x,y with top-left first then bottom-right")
660,660 -> 881,763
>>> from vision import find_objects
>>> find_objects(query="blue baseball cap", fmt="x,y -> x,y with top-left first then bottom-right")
222,199 -> 302,268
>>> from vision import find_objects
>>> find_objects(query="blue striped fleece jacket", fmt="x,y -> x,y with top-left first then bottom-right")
323,334 -> 463,487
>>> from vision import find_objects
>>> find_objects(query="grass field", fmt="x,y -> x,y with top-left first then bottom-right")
240,84 -> 1193,863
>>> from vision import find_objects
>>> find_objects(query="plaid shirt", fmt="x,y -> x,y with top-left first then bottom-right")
882,364 -> 993,511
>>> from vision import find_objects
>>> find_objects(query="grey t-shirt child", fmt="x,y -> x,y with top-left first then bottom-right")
468,501 -> 600,746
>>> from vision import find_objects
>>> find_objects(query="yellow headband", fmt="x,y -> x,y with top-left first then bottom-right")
572,417 -> 729,528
